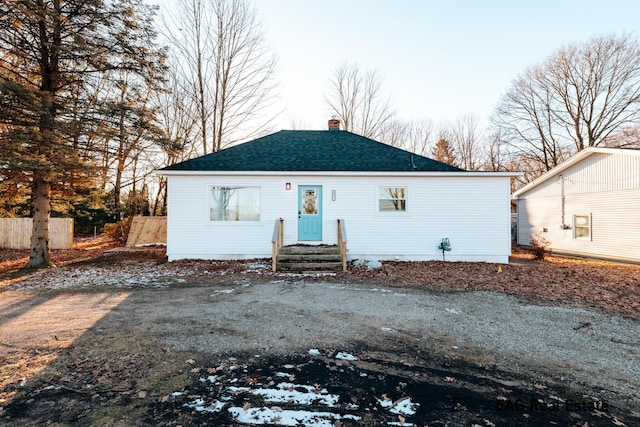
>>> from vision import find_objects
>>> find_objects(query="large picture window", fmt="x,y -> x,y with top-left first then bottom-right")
378,187 -> 407,212
574,214 -> 591,239
210,186 -> 260,221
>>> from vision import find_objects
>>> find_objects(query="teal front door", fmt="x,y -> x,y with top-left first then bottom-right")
298,185 -> 322,241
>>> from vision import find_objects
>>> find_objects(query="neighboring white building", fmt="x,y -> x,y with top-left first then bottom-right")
513,147 -> 640,263
158,122 -> 519,263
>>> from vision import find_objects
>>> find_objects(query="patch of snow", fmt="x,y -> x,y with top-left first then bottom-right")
388,397 -> 419,416
335,352 -> 358,361
226,386 -> 251,393
243,262 -> 269,273
42,385 -> 60,391
184,397 -> 225,413
365,260 -> 382,269
249,382 -> 339,407
308,348 -> 321,356
445,308 -> 461,315
228,406 -> 360,426
327,285 -> 392,294
377,397 -> 394,408
381,327 -> 396,333
211,289 -> 235,294
3,258 -> 274,292
199,375 -> 218,383
370,288 -> 392,293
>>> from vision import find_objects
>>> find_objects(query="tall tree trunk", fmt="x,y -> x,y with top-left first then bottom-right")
114,164 -> 123,221
26,174 -> 52,268
26,0 -> 60,268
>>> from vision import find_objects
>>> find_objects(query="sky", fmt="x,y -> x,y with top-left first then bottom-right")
256,0 -> 640,131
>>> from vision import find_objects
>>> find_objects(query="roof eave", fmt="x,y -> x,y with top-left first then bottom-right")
512,147 -> 623,198
156,169 -> 522,178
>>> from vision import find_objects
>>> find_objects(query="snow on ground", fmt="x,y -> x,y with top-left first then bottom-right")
179,350 -> 420,427
3,259 -> 272,291
334,352 -> 358,361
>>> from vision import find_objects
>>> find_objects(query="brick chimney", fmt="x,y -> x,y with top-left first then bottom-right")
328,118 -> 340,131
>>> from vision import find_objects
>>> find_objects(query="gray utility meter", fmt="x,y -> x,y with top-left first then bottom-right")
438,238 -> 451,261
439,238 -> 451,252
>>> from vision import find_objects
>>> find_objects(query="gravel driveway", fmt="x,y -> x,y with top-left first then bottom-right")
2,248 -> 639,425
119,280 -> 639,410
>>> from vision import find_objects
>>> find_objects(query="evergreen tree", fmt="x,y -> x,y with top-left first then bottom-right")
431,138 -> 458,167
0,0 -> 164,267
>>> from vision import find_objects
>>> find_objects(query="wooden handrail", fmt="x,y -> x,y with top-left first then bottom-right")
271,218 -> 284,272
337,219 -> 348,272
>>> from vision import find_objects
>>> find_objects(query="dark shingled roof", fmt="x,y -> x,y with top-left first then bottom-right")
161,130 -> 465,172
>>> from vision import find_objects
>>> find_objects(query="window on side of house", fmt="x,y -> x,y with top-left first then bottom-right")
378,187 -> 407,212
574,214 -> 591,239
210,186 -> 260,221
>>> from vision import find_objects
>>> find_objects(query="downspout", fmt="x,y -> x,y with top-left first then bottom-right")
560,174 -> 565,228
559,175 -> 570,230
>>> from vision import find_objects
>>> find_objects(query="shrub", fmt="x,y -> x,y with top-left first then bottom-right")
102,216 -> 133,243
530,232 -> 551,261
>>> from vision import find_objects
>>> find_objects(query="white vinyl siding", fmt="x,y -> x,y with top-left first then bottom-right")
166,174 -> 512,263
516,150 -> 640,262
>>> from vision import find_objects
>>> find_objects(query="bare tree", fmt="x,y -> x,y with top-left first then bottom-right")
160,0 -> 279,154
151,60 -> 199,214
481,128 -> 510,172
448,114 -> 482,170
494,33 -> 640,173
287,115 -> 311,130
377,119 -> 408,148
403,119 -> 436,156
601,124 -> 640,148
325,62 -> 395,139
102,69 -> 165,221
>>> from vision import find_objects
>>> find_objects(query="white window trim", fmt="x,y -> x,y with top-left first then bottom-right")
573,213 -> 591,240
375,185 -> 409,214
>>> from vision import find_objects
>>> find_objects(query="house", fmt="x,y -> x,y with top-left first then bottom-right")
513,147 -> 640,263
158,120 -> 519,264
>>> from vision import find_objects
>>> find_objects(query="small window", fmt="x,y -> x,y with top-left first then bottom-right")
210,186 -> 260,221
574,214 -> 590,239
301,189 -> 318,215
378,187 -> 407,212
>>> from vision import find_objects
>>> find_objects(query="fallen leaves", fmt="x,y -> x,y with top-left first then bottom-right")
2,240 -> 639,320
344,254 -> 640,320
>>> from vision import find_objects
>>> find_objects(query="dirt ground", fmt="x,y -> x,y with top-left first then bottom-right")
0,238 -> 639,426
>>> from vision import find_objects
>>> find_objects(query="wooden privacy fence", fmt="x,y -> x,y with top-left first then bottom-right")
126,216 -> 167,247
0,218 -> 74,249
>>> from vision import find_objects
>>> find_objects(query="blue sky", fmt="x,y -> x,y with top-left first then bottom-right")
257,0 -> 640,131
